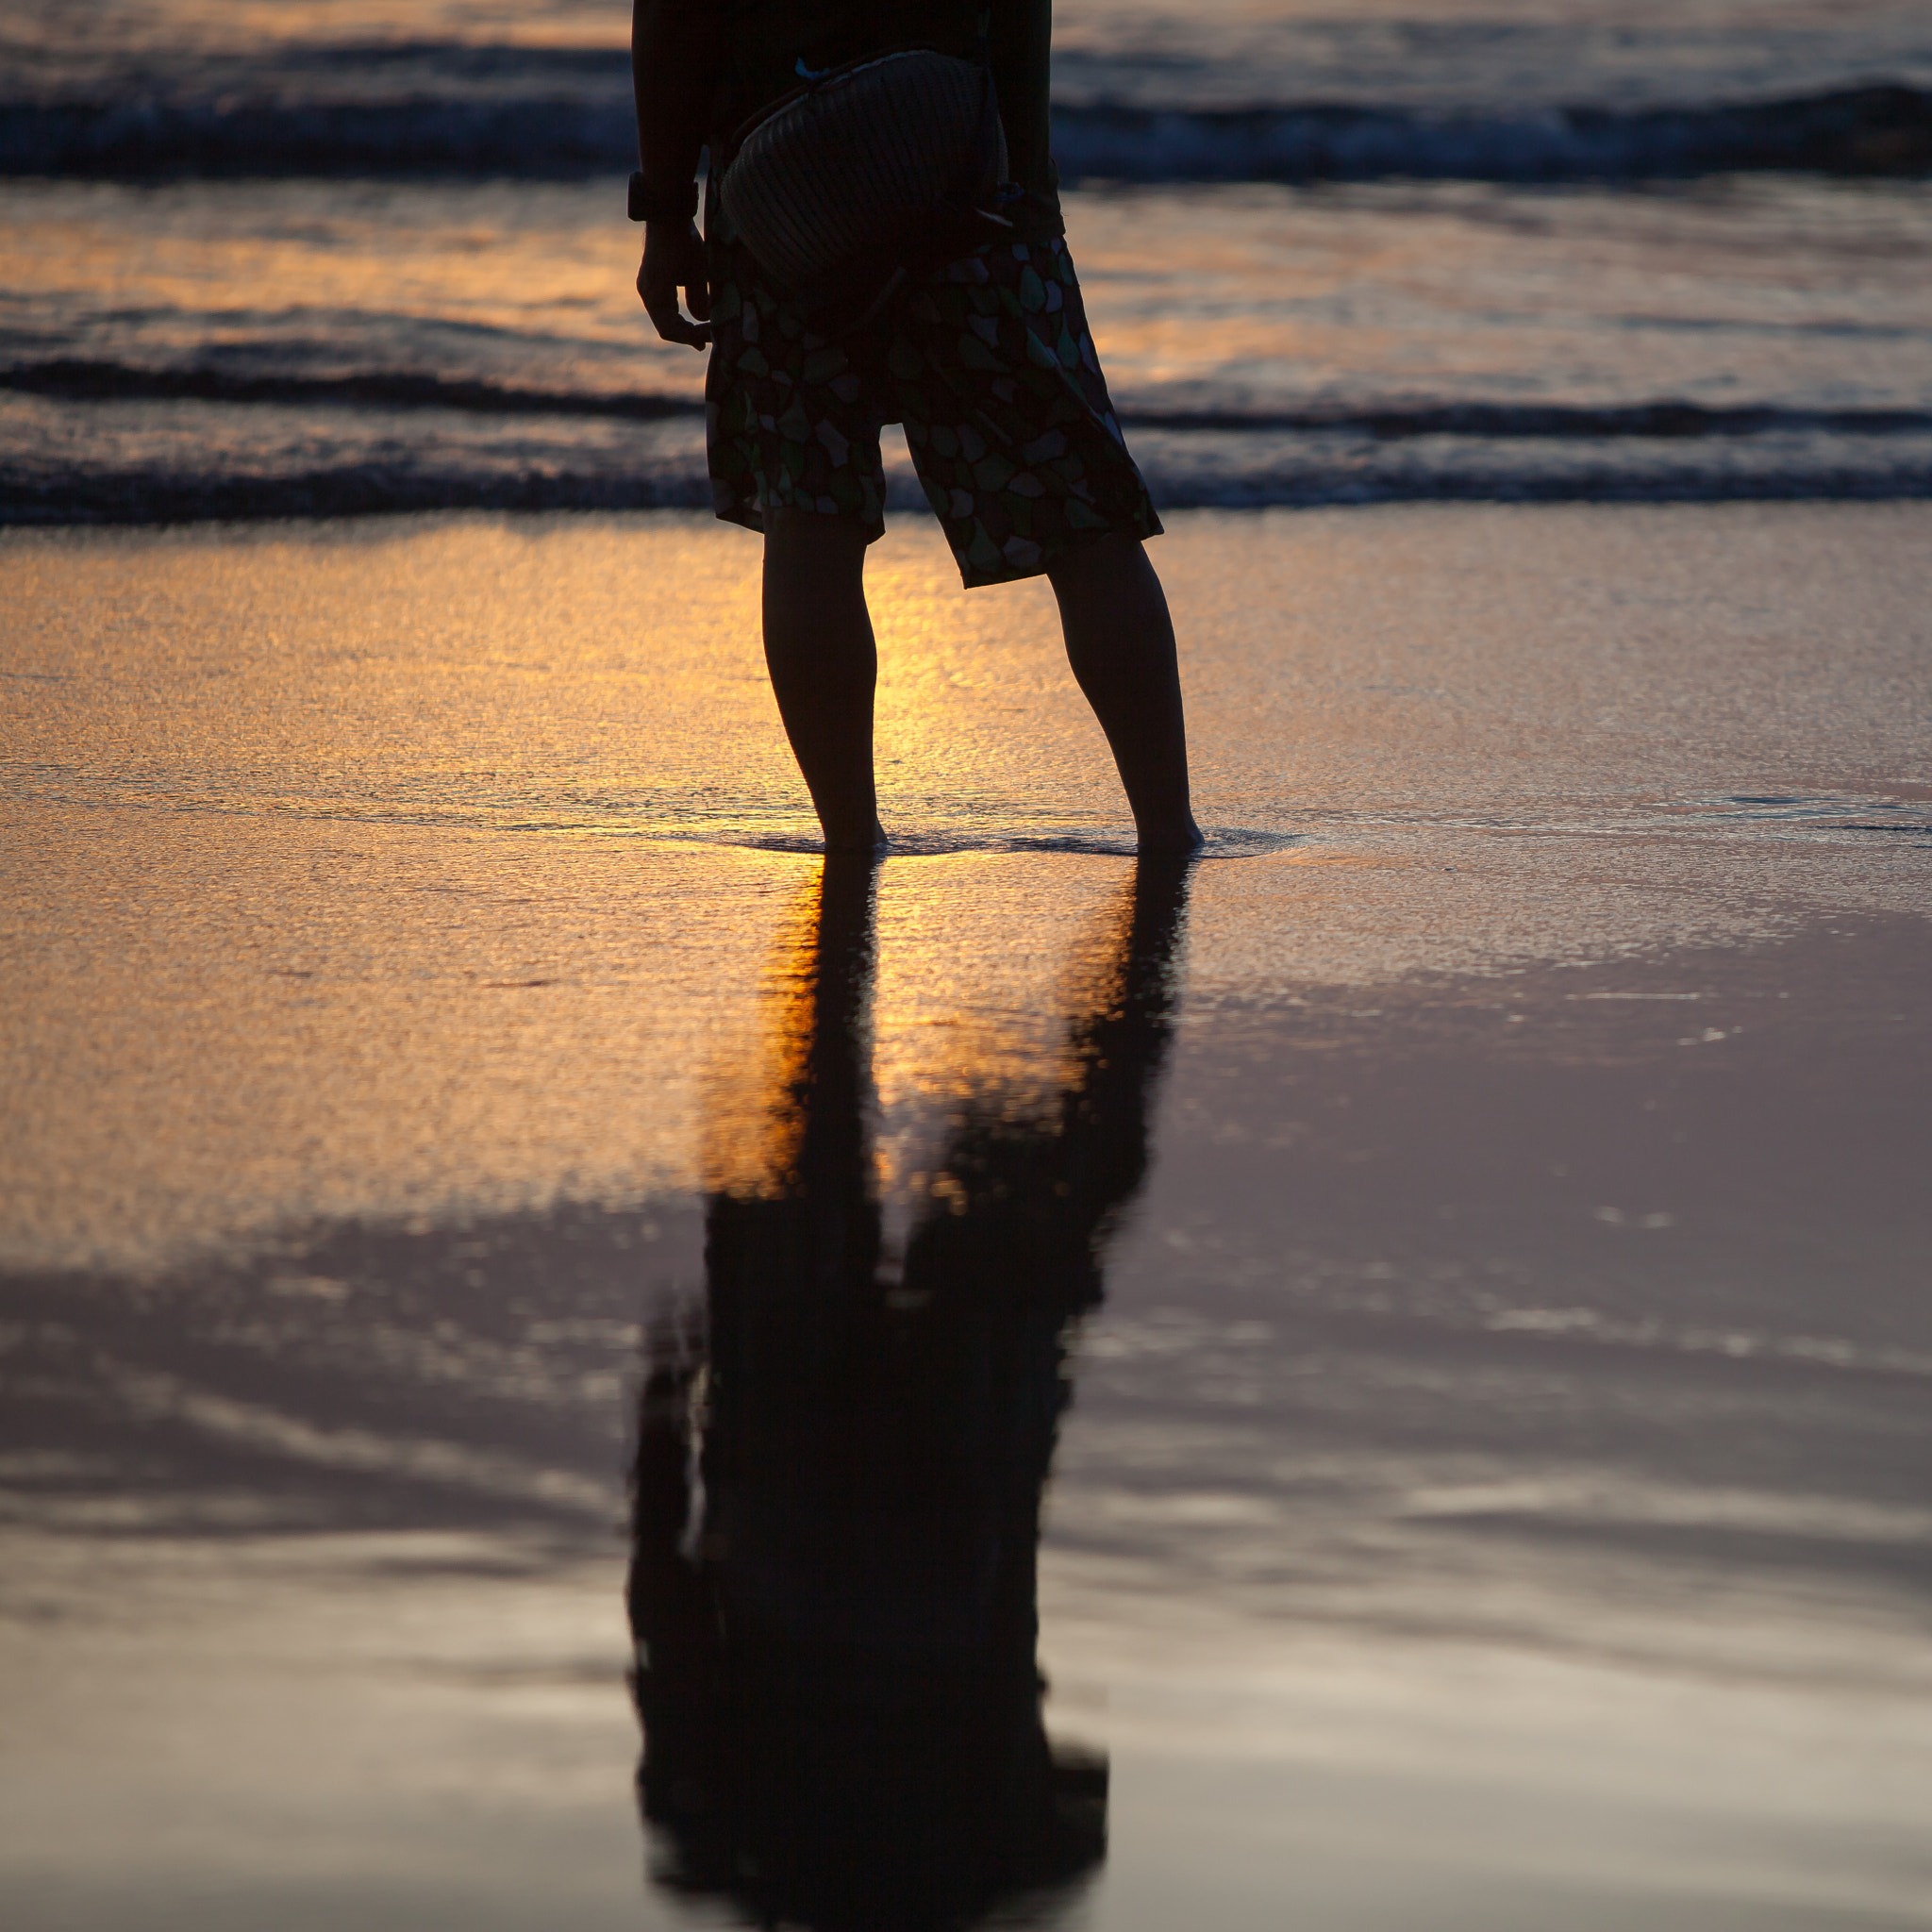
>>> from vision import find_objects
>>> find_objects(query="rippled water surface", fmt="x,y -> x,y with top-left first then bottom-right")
5,0 -> 1932,517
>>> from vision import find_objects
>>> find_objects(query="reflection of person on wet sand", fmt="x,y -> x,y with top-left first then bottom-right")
626,855 -> 1191,1930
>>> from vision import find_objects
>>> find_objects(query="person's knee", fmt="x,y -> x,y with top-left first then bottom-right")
764,505 -> 869,564
1045,531 -> 1147,593
762,508 -> 874,656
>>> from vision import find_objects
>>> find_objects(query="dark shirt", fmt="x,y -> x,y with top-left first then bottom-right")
632,0 -> 1062,236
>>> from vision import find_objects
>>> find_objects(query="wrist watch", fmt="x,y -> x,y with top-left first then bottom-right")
628,172 -> 699,224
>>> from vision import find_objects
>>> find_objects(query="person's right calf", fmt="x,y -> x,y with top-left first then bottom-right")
1047,535 -> 1203,852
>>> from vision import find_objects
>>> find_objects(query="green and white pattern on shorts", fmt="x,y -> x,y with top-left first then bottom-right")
706,230 -> 1162,588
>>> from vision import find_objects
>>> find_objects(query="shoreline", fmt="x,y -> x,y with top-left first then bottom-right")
10,467 -> 1932,532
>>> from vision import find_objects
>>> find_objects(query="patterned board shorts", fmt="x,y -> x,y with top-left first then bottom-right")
705,227 -> 1163,588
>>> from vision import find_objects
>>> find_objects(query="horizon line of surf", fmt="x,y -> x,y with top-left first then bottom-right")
2,81 -> 1925,183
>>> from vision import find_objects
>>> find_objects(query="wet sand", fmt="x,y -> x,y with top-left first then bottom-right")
3,504 -> 1929,1929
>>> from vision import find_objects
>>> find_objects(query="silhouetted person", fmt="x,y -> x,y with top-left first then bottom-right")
629,0 -> 1203,854
627,856 -> 1191,1929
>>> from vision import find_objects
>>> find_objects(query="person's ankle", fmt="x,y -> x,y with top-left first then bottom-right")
821,817 -> 888,854
1135,817 -> 1205,855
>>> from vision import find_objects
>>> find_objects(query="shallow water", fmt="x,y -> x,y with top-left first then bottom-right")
7,173 -> 1932,519
2,506 -> 1928,1929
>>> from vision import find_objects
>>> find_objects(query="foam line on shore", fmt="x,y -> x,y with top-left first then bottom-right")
10,457 -> 1932,526
11,361 -> 1932,443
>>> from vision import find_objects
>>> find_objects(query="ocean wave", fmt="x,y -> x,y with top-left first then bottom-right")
0,465 -> 718,526
0,94 -> 637,179
1053,85 -> 1932,183
0,359 -> 702,421
1119,403 -> 1932,441
2,82 -> 1925,182
9,451 -> 1932,527
9,361 -> 1930,442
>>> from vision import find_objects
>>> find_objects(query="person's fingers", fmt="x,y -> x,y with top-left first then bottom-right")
675,226 -> 712,324
638,230 -> 711,348
640,261 -> 707,348
650,297 -> 707,348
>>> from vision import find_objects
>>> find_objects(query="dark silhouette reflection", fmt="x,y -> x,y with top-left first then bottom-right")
627,855 -> 1191,1931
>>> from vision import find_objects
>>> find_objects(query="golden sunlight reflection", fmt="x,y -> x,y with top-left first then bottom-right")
0,181 -> 685,393
700,873 -> 825,1201
702,858 -> 1161,1208
57,1 -> 629,50
9,508 -> 1929,1274
870,860 -> 1139,1200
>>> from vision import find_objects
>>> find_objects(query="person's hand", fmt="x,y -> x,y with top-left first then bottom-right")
637,219 -> 711,348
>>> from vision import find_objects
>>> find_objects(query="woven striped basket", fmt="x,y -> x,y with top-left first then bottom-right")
719,50 -> 1007,294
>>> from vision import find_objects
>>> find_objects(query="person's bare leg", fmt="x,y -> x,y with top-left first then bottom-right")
1047,534 -> 1204,853
761,507 -> 886,851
